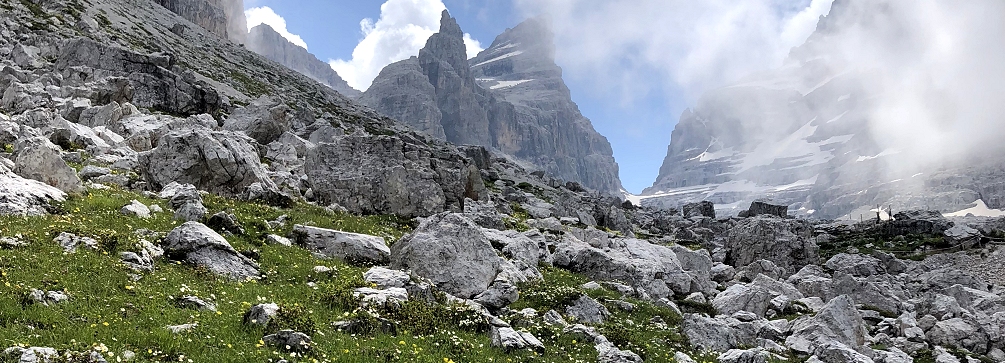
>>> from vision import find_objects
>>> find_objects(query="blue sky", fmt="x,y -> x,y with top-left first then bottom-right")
242,0 -> 832,193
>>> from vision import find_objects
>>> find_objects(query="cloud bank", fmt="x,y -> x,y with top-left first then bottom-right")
245,6 -> 309,50
330,0 -> 484,91
513,0 -> 833,102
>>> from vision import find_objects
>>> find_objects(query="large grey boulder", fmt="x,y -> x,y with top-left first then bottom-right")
390,213 -> 503,298
139,128 -> 289,206
785,295 -> 868,356
825,253 -> 881,277
163,222 -> 260,280
926,318 -> 987,354
725,216 -> 818,277
290,225 -> 390,265
552,236 -> 714,299
14,137 -> 83,194
0,162 -> 66,216
305,134 -> 484,218
222,97 -> 289,145
595,336 -> 643,363
713,283 -> 774,317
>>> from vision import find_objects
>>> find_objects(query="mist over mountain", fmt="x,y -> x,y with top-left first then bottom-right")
640,0 -> 1005,219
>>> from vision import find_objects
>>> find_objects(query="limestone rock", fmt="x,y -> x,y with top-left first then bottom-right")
390,213 -> 503,299
566,295 -> 610,325
290,225 -> 390,266
14,137 -> 83,194
305,134 -> 483,218
243,303 -> 279,326
163,222 -> 260,280
725,216 -> 818,276
139,128 -> 287,206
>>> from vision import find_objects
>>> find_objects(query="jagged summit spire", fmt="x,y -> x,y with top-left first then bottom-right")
438,10 -> 463,38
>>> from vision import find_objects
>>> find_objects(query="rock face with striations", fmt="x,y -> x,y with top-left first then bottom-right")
362,12 -> 621,193
155,0 -> 246,44
246,24 -> 361,99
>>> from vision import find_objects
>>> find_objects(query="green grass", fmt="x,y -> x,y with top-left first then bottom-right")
0,187 -> 676,363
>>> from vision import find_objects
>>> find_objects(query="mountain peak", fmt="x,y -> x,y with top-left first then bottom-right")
438,10 -> 463,38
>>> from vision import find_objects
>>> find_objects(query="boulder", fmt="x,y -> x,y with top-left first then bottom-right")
363,267 -> 410,289
717,348 -> 772,363
222,97 -> 290,145
305,134 -> 484,218
825,253 -> 884,277
595,336 -> 643,363
725,216 -> 817,277
206,211 -> 245,235
474,279 -> 520,310
552,236 -> 713,299
290,225 -> 390,265
14,137 -> 83,193
713,283 -> 773,317
120,200 -> 151,218
566,295 -> 610,325
163,222 -> 260,280
390,213 -> 503,298
785,295 -> 867,356
0,162 -> 66,216
262,330 -> 311,353
926,318 -> 987,354
490,326 -> 545,352
682,201 -> 715,218
743,201 -> 788,218
138,128 -> 287,206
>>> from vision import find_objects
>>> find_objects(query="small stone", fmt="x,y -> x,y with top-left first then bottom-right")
265,234 -> 292,246
120,200 -> 151,218
165,323 -> 198,334
262,330 -> 312,353
174,296 -> 216,311
243,303 -> 279,326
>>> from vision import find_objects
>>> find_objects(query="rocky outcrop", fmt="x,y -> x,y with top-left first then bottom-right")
724,216 -> 818,276
304,134 -> 484,218
552,235 -> 715,299
13,136 -> 84,193
138,128 -> 289,206
363,12 -> 621,193
155,0 -> 246,44
246,24 -> 360,98
56,38 -> 226,117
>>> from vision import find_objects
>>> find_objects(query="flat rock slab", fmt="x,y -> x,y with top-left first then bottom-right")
290,225 -> 390,265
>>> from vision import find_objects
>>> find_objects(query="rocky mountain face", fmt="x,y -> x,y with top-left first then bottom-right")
154,0 -> 245,44
246,24 -> 361,99
4,1 -> 1005,362
641,0 -> 1005,219
362,12 -> 621,193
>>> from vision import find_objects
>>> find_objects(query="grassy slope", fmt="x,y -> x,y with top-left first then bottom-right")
0,187 -> 709,363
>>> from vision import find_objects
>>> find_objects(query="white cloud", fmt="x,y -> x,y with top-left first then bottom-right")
464,33 -> 484,59
245,6 -> 309,50
330,0 -> 484,91
513,0 -> 833,102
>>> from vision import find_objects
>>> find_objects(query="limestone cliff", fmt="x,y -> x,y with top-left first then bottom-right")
362,12 -> 621,193
246,24 -> 361,99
